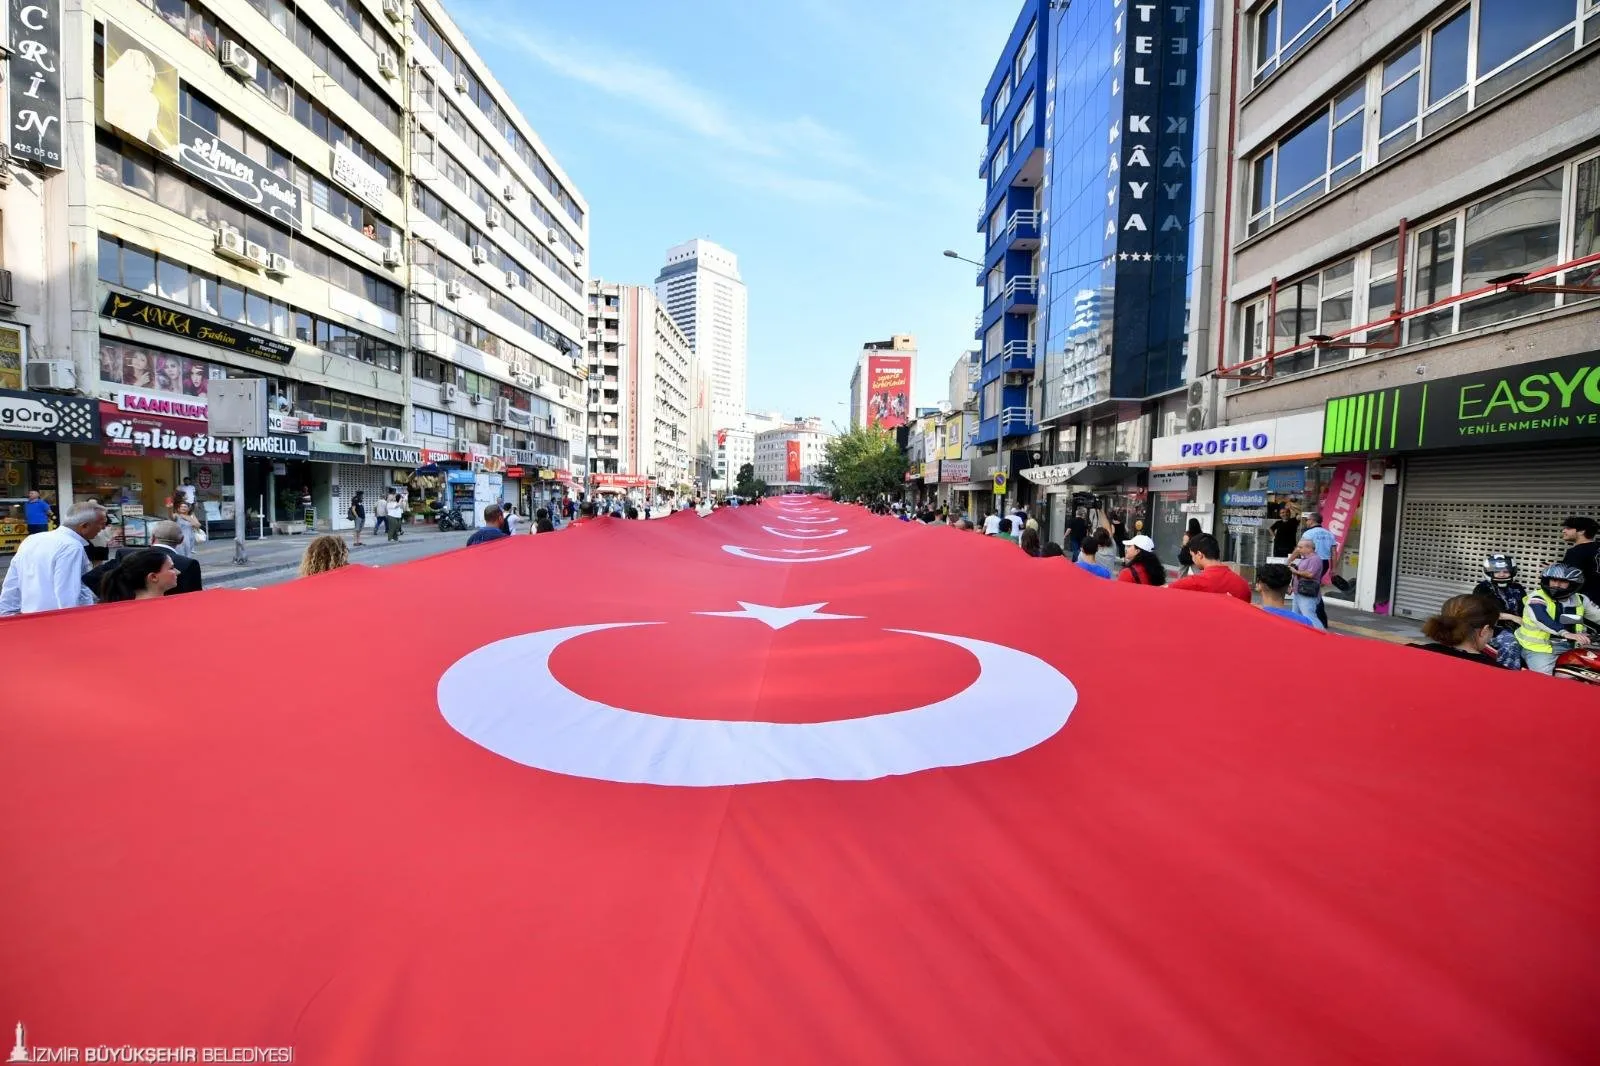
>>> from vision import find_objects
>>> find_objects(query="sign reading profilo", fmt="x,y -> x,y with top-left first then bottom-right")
8,0 -> 65,168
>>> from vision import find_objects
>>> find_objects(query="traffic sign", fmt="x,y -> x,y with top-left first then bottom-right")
992,473 -> 1007,495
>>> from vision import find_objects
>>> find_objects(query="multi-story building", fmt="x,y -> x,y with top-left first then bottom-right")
582,280 -> 693,496
654,239 -> 747,432
846,335 -> 917,430
715,409 -> 784,492
972,4 -> 1046,518
1153,0 -> 1600,620
753,417 -> 829,492
0,0 -> 587,549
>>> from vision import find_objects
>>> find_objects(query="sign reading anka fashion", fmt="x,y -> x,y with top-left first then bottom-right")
8,0 -> 64,168
102,293 -> 296,365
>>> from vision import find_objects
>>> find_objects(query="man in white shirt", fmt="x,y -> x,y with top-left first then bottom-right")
983,511 -> 1002,536
0,502 -> 109,615
503,507 -> 518,535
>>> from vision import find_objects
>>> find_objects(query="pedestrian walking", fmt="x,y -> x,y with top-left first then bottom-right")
177,477 -> 197,508
349,491 -> 366,547
385,492 -> 402,542
504,506 -> 519,535
534,507 -> 555,534
467,504 -> 511,545
1074,531 -> 1114,579
299,535 -> 350,577
86,521 -> 203,595
1019,526 -> 1041,557
96,547 -> 178,604
373,492 -> 389,540
1255,563 -> 1317,628
170,499 -> 203,557
0,502 -> 109,615
1287,538 -> 1328,630
23,490 -> 54,535
1117,534 -> 1168,586
1167,534 -> 1250,601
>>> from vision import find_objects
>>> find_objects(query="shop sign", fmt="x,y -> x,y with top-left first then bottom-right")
1151,411 -> 1324,470
101,293 -> 296,365
0,323 -> 26,390
243,434 -> 311,458
1149,470 -> 1188,493
98,402 -> 230,459
502,407 -> 533,429
1316,460 -> 1366,579
177,114 -> 303,229
922,462 -> 938,484
0,387 -> 99,442
268,411 -> 300,433
1220,490 -> 1267,507
8,0 -> 64,169
367,441 -> 422,467
420,448 -> 457,464
117,388 -> 207,422
1323,349 -> 1600,455
591,473 -> 650,489
1266,466 -> 1306,493
331,142 -> 386,210
939,460 -> 971,483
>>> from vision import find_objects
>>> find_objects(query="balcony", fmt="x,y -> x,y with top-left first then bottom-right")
1000,406 -> 1036,437
1004,209 -> 1040,251
1002,274 -> 1037,313
999,339 -> 1035,374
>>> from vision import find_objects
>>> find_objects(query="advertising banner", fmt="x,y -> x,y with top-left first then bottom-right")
8,0 -> 64,168
176,115 -> 303,229
865,355 -> 911,430
939,460 -> 970,483
102,22 -> 180,158
1316,459 -> 1366,583
1323,349 -> 1600,455
98,402 -> 230,460
785,440 -> 802,483
0,388 -> 98,443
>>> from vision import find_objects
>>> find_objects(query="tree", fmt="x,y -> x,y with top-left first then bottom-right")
817,426 -> 907,501
733,462 -> 767,498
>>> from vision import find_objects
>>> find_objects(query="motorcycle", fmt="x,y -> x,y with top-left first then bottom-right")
1553,612 -> 1599,684
435,506 -> 466,532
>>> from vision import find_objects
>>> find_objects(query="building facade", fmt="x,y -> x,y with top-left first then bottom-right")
583,280 -> 693,496
754,417 -> 829,492
654,238 -> 747,432
715,409 -> 784,492
0,0 -> 586,548
1021,0 -> 1220,549
1174,0 -> 1600,619
846,335 -> 917,430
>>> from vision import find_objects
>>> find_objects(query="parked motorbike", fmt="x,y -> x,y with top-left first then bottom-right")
435,506 -> 465,532
1553,613 -> 1599,684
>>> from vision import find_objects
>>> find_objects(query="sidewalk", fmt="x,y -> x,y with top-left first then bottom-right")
1326,605 -> 1422,645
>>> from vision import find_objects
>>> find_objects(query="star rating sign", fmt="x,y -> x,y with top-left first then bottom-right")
694,602 -> 863,631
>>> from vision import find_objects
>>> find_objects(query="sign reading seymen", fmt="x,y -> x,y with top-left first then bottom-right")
177,116 -> 303,229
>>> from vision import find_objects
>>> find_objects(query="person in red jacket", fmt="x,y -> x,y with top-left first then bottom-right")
1169,532 -> 1252,603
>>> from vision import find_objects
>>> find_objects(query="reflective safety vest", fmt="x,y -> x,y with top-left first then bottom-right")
1515,589 -> 1591,654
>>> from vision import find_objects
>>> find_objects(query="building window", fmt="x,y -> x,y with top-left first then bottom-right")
1015,19 -> 1037,83
991,76 -> 1011,129
989,140 -> 1010,189
1253,0 -> 1356,83
1012,89 -> 1035,149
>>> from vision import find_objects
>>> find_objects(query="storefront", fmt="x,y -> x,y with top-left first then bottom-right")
0,388 -> 99,552
89,397 -> 235,541
1150,412 -> 1342,591
240,432 -> 312,537
1323,350 -> 1600,620
1018,459 -> 1151,549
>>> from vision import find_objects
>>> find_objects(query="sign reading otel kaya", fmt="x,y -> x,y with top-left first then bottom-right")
1323,350 -> 1600,455
102,294 -> 296,365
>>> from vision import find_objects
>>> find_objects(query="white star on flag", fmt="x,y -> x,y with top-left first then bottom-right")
694,602 -> 863,631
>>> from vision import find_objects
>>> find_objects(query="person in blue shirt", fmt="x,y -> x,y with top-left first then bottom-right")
23,490 -> 54,535
1073,531 -> 1113,579
465,504 -> 511,546
1255,563 -> 1318,629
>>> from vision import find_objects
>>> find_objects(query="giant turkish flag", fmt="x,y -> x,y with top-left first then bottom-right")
2,498 -> 1598,1064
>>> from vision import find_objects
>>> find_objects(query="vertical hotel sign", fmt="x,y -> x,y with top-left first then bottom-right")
1106,0 -> 1198,399
8,0 -> 64,168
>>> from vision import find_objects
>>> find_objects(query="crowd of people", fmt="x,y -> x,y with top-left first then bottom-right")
875,499 -> 1595,677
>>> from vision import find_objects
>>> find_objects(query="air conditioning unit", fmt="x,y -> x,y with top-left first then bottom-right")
489,434 -> 507,457
377,51 -> 398,80
494,398 -> 511,420
504,270 -> 518,288
381,0 -> 402,22
445,278 -> 464,300
220,41 -> 257,80
572,255 -> 583,269
453,436 -> 472,453
531,375 -> 544,388
340,423 -> 370,445
454,73 -> 469,93
442,382 -> 460,403
382,247 -> 403,268
381,427 -> 405,443
486,206 -> 503,229
502,184 -> 517,201
214,226 -> 251,264
546,228 -> 562,245
1184,377 -> 1215,432
558,386 -> 568,400
25,359 -> 75,392
265,253 -> 292,277
471,245 -> 489,265
244,241 -> 269,268
513,372 -> 534,387
470,392 -> 486,405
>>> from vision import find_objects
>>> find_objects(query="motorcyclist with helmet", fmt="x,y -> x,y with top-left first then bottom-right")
1514,563 -> 1594,675
1472,553 -> 1527,670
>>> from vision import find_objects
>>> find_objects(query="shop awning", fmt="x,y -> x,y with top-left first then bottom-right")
1020,460 -> 1148,488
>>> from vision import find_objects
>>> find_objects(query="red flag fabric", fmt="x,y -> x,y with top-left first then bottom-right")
3,497 -> 1599,1064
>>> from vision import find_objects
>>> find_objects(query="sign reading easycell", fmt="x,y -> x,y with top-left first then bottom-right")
1324,349 -> 1600,454
102,293 -> 296,364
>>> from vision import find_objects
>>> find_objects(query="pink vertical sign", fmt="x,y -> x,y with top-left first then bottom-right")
1318,459 -> 1366,583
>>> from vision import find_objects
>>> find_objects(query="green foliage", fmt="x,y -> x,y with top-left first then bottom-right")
817,427 -> 906,501
733,462 -> 768,498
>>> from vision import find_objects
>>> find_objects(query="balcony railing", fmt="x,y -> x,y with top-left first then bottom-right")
1005,209 -> 1040,247
999,339 -> 1035,373
1000,406 -> 1036,434
1003,275 -> 1038,312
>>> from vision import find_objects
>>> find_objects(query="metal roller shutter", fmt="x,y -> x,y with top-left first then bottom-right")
1391,444 -> 1600,619
332,464 -> 391,531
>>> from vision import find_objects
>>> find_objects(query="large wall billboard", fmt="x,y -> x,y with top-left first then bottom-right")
865,355 -> 912,429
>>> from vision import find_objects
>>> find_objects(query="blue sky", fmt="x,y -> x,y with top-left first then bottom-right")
451,0 -> 1017,426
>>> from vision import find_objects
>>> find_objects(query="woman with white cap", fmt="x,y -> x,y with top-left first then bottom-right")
1118,534 -> 1167,586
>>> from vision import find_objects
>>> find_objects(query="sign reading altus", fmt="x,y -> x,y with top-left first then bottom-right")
1323,350 -> 1600,455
